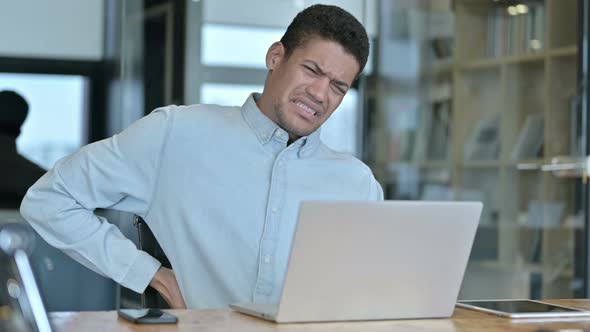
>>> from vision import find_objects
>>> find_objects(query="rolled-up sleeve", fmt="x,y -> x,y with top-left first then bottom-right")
20,107 -> 174,293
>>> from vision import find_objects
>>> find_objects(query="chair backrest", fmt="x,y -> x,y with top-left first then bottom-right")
0,222 -> 52,332
134,216 -> 171,309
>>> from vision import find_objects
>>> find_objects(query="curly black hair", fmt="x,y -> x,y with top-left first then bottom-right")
280,4 -> 369,75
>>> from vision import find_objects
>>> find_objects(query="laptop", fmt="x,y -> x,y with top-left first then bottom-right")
0,223 -> 53,332
231,200 -> 483,323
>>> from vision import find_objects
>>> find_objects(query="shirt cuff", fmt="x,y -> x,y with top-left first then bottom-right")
119,250 -> 162,294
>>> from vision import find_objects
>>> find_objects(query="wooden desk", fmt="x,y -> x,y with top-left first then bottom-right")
50,299 -> 590,331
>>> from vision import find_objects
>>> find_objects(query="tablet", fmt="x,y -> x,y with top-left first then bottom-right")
456,300 -> 590,319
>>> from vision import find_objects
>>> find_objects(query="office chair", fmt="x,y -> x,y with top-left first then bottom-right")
0,213 -> 115,312
0,222 -> 52,332
134,215 -> 171,309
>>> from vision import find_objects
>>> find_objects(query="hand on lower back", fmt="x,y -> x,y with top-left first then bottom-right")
149,267 -> 187,309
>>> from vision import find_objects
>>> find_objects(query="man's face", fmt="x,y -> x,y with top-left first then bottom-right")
258,38 -> 360,142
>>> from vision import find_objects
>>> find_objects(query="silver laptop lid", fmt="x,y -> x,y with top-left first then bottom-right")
0,223 -> 52,332
275,200 -> 482,323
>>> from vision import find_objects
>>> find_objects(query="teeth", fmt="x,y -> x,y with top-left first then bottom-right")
294,101 -> 316,116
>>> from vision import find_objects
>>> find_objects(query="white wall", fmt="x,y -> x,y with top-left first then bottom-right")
0,0 -> 104,60
204,0 -> 377,37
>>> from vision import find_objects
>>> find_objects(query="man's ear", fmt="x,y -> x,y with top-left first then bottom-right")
266,41 -> 285,70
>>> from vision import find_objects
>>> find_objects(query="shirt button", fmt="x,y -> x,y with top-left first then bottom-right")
264,255 -> 271,264
271,208 -> 278,213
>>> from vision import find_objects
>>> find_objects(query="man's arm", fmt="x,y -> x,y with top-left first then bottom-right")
20,107 -> 173,295
371,177 -> 384,201
366,171 -> 384,201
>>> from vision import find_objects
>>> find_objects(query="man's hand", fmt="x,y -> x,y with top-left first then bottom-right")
149,267 -> 187,309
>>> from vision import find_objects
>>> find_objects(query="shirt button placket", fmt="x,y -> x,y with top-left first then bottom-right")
254,153 -> 286,302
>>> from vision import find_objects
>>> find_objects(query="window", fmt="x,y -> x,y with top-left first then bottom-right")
201,24 -> 284,69
0,73 -> 89,169
200,83 -> 263,106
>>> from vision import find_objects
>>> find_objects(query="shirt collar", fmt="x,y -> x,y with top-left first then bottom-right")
241,93 -> 321,157
241,93 -> 278,145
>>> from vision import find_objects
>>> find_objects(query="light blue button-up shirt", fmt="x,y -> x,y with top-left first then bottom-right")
21,93 -> 383,308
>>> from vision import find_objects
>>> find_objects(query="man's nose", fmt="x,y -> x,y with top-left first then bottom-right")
306,77 -> 329,104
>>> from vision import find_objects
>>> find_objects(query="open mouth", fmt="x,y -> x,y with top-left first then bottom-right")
292,100 -> 318,117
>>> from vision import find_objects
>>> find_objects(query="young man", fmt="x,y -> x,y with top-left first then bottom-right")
21,4 -> 383,309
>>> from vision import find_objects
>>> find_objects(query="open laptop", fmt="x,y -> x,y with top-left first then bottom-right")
231,200 -> 483,323
0,222 -> 53,332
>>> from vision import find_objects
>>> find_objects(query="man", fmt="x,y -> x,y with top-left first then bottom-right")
0,90 -> 45,209
21,4 -> 383,309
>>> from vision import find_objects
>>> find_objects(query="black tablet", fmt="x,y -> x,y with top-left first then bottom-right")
457,300 -> 590,319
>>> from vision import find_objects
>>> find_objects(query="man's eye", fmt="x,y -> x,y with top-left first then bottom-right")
304,66 -> 317,74
332,84 -> 346,95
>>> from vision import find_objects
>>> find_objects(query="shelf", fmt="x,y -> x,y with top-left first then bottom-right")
504,52 -> 546,65
511,159 -> 547,171
458,160 -> 547,170
457,47 -> 576,70
459,52 -> 547,70
475,260 -> 574,278
387,161 -> 451,169
459,57 -> 503,70
438,159 -> 564,171
518,224 -> 582,231
509,159 -> 546,165
420,161 -> 451,168
420,62 -> 455,77
549,45 -> 577,58
461,160 -> 503,168
477,260 -> 543,273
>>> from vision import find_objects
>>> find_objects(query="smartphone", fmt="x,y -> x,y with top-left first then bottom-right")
117,308 -> 178,324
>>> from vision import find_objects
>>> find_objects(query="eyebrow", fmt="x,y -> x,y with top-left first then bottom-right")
305,61 -> 350,91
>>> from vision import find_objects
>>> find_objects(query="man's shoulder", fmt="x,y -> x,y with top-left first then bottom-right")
157,103 -> 241,119
149,103 -> 244,132
315,143 -> 372,175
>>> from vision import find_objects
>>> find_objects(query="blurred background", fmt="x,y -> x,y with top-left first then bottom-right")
0,0 -> 588,311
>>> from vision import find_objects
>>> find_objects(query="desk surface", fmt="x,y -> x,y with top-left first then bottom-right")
50,299 -> 590,331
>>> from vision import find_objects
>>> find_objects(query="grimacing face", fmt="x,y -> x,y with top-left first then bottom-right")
256,38 -> 360,142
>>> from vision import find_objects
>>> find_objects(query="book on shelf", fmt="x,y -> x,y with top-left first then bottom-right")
388,99 -> 420,162
486,2 -> 545,57
426,99 -> 452,160
431,36 -> 454,61
463,113 -> 501,161
411,97 -> 452,162
396,128 -> 416,162
411,105 -> 430,162
522,200 -> 565,229
510,113 -> 544,160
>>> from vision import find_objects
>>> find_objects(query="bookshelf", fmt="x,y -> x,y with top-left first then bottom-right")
452,0 -> 579,299
370,0 -> 580,299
